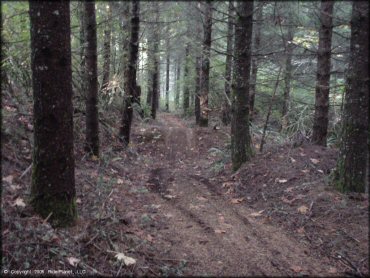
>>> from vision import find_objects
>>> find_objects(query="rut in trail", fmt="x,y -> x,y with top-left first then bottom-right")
139,113 -> 334,276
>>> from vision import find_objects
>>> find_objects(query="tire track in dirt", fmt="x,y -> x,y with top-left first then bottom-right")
143,113 -> 334,276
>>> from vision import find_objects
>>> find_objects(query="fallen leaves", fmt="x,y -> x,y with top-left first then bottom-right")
284,187 -> 294,193
310,158 -> 320,164
67,257 -> 80,267
163,194 -> 176,200
297,205 -> 309,214
3,175 -> 14,184
214,229 -> 226,234
230,198 -> 244,204
91,155 -> 99,161
281,194 -> 305,205
250,210 -> 264,217
115,253 -> 136,265
13,197 -> 26,207
291,265 -> 303,273
281,196 -> 294,205
117,178 -> 124,185
222,181 -> 234,188
276,178 -> 288,183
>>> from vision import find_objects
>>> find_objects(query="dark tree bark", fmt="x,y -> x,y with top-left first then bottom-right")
146,61 -> 153,106
260,67 -> 282,153
199,0 -> 213,127
175,59 -> 181,109
110,6 -> 117,76
119,2 -> 130,77
195,56 -> 202,124
249,2 -> 263,121
84,1 -> 99,156
231,1 -> 254,171
165,41 -> 170,112
312,0 -> 334,146
333,1 -> 369,192
78,2 -> 87,98
29,2 -> 76,227
150,54 -> 159,119
120,0 -> 140,145
101,4 -> 112,99
221,1 -> 234,125
149,2 -> 160,119
281,22 -> 294,130
183,43 -> 190,113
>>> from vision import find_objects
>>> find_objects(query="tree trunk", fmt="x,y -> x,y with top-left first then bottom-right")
84,1 -> 99,156
333,1 -> 369,192
175,59 -> 181,109
260,67 -> 282,153
249,2 -> 263,121
195,56 -> 202,124
151,56 -> 159,119
120,0 -> 140,145
221,0 -> 234,125
29,1 -> 76,227
120,2 -> 130,78
231,1 -> 254,171
199,0 -> 213,127
183,43 -> 190,113
78,2 -> 87,99
110,11 -> 117,76
312,0 -> 334,146
281,23 -> 294,130
101,4 -> 112,100
146,58 -> 153,106
149,2 -> 160,119
165,42 -> 170,112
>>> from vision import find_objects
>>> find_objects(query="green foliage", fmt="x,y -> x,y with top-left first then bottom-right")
2,2 -> 31,92
160,260 -> 188,276
284,104 -> 313,138
208,145 -> 231,174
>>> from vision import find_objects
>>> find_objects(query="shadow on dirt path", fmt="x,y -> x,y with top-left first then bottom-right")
129,113 -> 339,276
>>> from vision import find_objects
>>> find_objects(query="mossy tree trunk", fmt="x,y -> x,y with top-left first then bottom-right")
231,1 -> 254,171
78,2 -> 87,100
149,2 -> 160,119
165,39 -> 170,112
120,0 -> 140,146
146,46 -> 154,107
195,56 -> 202,124
249,2 -> 263,121
119,2 -> 130,78
84,1 -> 99,156
29,1 -> 76,227
312,0 -> 334,146
199,0 -> 213,127
281,20 -> 295,130
101,4 -> 112,101
221,0 -> 234,126
333,1 -> 369,193
174,59 -> 181,109
183,43 -> 190,114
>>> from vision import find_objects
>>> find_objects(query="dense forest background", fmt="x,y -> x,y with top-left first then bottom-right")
1,1 -> 369,276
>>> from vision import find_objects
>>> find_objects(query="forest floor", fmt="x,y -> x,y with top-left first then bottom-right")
2,109 -> 369,277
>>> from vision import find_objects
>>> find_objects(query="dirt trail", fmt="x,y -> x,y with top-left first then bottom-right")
132,113 -> 335,276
